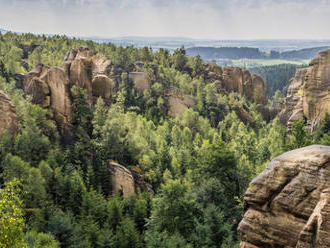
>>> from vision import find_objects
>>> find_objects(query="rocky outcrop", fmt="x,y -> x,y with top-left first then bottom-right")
206,64 -> 267,105
168,94 -> 195,116
238,145 -> 330,248
64,47 -> 114,103
23,64 -> 72,138
0,91 -> 18,136
128,72 -> 151,93
22,47 -> 116,138
280,49 -> 330,130
108,161 -> 153,197
108,162 -> 136,197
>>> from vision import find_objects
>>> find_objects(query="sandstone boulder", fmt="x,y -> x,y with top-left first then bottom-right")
206,64 -> 267,105
168,91 -> 196,116
23,64 -> 72,138
108,161 -> 136,197
280,49 -> 330,130
108,161 -> 153,197
129,72 -> 151,93
0,91 -> 18,136
238,145 -> 330,248
22,48 -> 116,138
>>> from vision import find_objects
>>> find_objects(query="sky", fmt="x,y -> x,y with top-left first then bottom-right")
1,0 -> 330,39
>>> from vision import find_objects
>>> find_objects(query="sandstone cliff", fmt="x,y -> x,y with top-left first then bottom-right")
238,145 -> 330,248
206,64 -> 268,105
22,47 -> 117,137
280,49 -> 330,130
108,161 -> 153,197
0,91 -> 18,136
21,47 -> 154,137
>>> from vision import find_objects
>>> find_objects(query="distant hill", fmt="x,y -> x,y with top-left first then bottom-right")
186,47 -> 265,60
186,46 -> 330,61
279,46 -> 330,59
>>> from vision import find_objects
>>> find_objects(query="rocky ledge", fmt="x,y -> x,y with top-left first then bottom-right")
238,145 -> 330,248
280,49 -> 330,130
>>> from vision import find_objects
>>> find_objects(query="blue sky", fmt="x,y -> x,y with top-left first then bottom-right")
1,0 -> 330,39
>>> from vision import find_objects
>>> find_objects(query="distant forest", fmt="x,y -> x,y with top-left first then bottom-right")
250,64 -> 302,97
186,46 -> 330,60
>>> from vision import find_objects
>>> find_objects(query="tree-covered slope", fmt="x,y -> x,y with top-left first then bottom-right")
0,31 -> 329,248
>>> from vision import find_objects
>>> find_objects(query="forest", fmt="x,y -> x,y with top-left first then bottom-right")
0,31 -> 330,248
186,46 -> 330,61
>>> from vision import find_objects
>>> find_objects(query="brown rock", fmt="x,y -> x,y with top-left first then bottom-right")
0,91 -> 18,137
22,47 -> 115,138
280,49 -> 330,130
129,72 -> 151,93
238,145 -> 330,248
108,161 -> 136,197
168,91 -> 196,116
23,64 -> 72,138
206,64 -> 267,105
92,75 -> 113,101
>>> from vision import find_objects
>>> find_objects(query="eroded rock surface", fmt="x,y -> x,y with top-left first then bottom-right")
108,161 -> 136,197
22,47 -> 115,137
238,145 -> 330,248
206,64 -> 267,105
0,91 -> 18,136
280,49 -> 330,130
108,161 -> 153,197
23,64 -> 72,138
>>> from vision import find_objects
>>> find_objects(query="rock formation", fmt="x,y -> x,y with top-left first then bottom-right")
238,145 -> 330,248
23,64 -> 72,138
280,49 -> 330,130
22,47 -> 116,138
206,64 -> 268,105
108,161 -> 153,197
168,91 -> 196,116
108,161 -> 136,197
0,91 -> 18,136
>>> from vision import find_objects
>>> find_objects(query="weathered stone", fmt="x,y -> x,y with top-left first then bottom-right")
92,75 -> 113,100
22,47 -> 116,138
108,161 -> 136,197
206,64 -> 267,105
280,49 -> 330,130
238,145 -> 330,248
23,64 -> 72,138
168,92 -> 196,116
129,72 -> 151,93
108,161 -> 154,197
0,91 -> 18,137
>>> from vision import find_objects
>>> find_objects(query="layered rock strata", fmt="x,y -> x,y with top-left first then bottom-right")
238,145 -> 330,248
206,65 -> 267,105
0,91 -> 18,136
280,49 -> 330,130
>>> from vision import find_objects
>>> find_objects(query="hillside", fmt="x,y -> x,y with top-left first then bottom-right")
186,46 -> 330,62
0,31 -> 329,248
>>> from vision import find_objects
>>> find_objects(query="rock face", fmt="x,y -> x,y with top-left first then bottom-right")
22,47 -> 115,138
280,49 -> 330,130
108,162 -> 136,197
0,91 -> 18,136
23,64 -> 72,138
108,161 -> 153,197
206,64 -> 267,105
238,145 -> 330,248
168,93 -> 196,115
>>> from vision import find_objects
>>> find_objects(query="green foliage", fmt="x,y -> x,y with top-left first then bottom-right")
0,30 -> 324,248
25,231 -> 60,248
249,64 -> 300,97
0,179 -> 27,248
